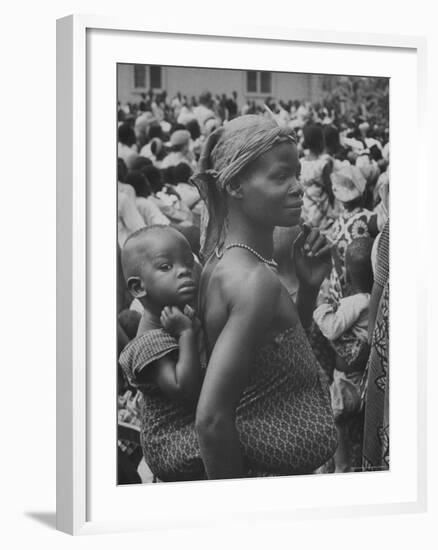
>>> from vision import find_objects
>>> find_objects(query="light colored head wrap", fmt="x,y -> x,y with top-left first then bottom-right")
191,114 -> 296,258
330,164 -> 366,203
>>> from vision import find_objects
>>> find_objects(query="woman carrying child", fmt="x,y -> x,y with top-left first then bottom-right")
327,164 -> 378,304
192,115 -> 338,479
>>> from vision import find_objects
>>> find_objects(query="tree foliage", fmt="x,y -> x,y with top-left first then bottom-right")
320,75 -> 389,126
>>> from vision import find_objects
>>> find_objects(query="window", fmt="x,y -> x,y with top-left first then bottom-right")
246,71 -> 258,93
246,71 -> 272,94
260,71 -> 272,94
149,66 -> 162,89
133,65 -> 146,88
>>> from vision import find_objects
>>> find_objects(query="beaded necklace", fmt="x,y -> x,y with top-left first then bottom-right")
215,243 -> 278,268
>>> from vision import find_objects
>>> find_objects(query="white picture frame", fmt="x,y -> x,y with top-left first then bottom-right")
56,15 -> 428,535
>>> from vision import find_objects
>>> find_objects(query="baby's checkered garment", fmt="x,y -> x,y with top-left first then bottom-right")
120,329 -> 179,388
119,328 -> 205,482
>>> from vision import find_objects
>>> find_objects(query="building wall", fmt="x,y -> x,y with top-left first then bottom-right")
273,72 -> 311,103
118,64 -> 137,105
163,66 -> 244,101
117,64 -> 324,106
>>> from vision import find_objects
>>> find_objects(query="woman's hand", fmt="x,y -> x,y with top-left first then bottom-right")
183,304 -> 202,334
293,224 -> 332,290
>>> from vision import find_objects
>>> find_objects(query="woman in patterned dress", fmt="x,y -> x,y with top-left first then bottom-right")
327,164 -> 378,304
299,124 -> 335,232
193,115 -> 337,479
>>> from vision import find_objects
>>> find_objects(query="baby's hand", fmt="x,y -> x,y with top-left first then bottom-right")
160,306 -> 193,337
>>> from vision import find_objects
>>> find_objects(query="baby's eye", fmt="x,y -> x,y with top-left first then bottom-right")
158,263 -> 172,271
274,171 -> 288,179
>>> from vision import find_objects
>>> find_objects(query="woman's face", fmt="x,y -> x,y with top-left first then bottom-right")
238,142 -> 303,228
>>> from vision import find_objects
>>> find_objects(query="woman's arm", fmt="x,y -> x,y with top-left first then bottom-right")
195,267 -> 279,479
293,226 -> 332,328
296,284 -> 319,329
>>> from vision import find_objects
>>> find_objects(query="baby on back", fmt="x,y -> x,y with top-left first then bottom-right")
119,225 -> 205,481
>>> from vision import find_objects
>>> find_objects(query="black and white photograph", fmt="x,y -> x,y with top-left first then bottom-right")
116,64 -> 390,485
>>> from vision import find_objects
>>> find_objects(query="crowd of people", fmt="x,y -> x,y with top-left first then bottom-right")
116,86 -> 390,483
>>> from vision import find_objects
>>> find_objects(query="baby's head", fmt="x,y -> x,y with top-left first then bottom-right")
121,225 -> 197,309
345,237 -> 374,294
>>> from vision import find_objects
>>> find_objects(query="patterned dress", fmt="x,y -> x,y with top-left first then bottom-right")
300,155 -> 334,232
236,324 -> 338,475
120,324 -> 338,480
328,207 -> 374,303
362,221 -> 390,470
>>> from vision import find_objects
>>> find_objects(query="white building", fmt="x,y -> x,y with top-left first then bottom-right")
117,64 -> 325,107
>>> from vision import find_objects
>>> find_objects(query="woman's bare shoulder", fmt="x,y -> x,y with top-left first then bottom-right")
215,255 -> 281,307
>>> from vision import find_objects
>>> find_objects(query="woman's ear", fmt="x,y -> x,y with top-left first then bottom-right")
226,179 -> 243,199
127,276 -> 147,298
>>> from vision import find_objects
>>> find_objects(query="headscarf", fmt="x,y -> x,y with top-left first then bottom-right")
330,164 -> 367,203
191,114 -> 296,259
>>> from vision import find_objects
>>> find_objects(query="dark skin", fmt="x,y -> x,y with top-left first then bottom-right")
122,229 -> 203,409
196,142 -> 332,479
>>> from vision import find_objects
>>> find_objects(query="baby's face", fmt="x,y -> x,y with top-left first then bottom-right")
140,231 -> 197,308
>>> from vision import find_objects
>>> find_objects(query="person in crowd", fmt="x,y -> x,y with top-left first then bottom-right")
125,170 -> 171,226
129,156 -> 153,172
224,91 -> 238,120
327,164 -> 378,303
314,237 -> 373,472
173,162 -> 203,221
117,158 -> 144,248
355,153 -> 381,210
323,125 -> 348,163
161,129 -> 196,170
185,118 -> 203,159
300,124 -> 335,232
119,225 -> 205,481
118,123 -> 139,170
139,125 -> 166,163
140,164 -> 193,226
193,91 -> 216,132
192,114 -> 337,479
134,110 -> 158,150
